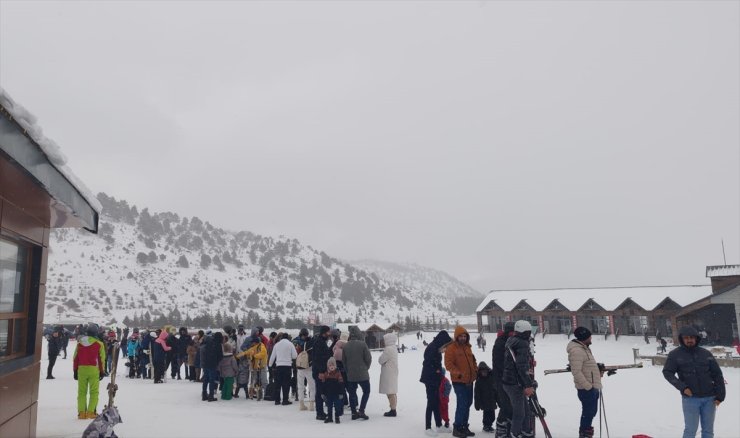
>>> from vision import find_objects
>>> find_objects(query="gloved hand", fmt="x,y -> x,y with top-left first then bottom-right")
73,370 -> 78,380
99,371 -> 104,381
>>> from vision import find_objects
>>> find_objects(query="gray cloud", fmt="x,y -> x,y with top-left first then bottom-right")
1,0 -> 738,291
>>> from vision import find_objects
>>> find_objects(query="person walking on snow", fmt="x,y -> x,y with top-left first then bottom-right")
420,330 -> 453,436
73,323 -> 106,419
663,326 -> 725,438
378,332 -> 399,417
445,326 -> 478,438
502,321 -> 534,438
568,327 -> 603,438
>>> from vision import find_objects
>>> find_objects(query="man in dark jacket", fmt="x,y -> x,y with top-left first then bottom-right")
663,326 -> 725,438
492,321 -> 515,437
420,330 -> 453,434
177,327 -> 192,380
343,326 -> 372,420
46,326 -> 63,379
311,326 -> 332,420
201,332 -> 224,401
474,362 -> 497,433
502,321 -> 534,438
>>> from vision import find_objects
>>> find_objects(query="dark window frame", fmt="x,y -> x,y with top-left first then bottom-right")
0,233 -> 34,363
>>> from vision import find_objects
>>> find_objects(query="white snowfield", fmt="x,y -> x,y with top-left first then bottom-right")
38,332 -> 739,438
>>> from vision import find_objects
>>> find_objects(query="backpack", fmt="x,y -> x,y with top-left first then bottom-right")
296,350 -> 310,369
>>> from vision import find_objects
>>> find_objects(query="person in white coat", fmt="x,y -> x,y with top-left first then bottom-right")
379,332 -> 399,417
269,334 -> 298,405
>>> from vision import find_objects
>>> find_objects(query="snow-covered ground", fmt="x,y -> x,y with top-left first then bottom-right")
38,332 -> 740,438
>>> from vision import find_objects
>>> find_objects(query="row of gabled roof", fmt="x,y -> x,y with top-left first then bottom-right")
476,285 -> 712,313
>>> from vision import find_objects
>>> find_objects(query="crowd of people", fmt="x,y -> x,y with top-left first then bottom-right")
50,320 -> 727,438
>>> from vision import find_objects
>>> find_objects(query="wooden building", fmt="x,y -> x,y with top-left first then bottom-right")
0,89 -> 99,437
476,285 -> 711,338
673,265 -> 740,346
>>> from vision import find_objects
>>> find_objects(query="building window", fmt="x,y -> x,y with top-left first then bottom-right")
0,237 -> 31,361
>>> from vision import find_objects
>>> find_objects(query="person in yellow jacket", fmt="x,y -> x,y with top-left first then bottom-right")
444,326 -> 478,437
73,323 -> 107,419
236,331 -> 268,400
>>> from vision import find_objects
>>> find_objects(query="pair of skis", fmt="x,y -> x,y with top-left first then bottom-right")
543,363 -> 643,376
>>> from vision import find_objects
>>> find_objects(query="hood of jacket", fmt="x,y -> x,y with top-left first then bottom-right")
384,332 -> 397,346
349,326 -> 364,341
432,330 -> 452,348
678,326 -> 701,347
453,326 -> 470,345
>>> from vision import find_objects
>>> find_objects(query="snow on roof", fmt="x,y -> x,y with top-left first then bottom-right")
0,87 -> 102,213
476,285 -> 712,313
335,322 -> 395,332
706,265 -> 740,278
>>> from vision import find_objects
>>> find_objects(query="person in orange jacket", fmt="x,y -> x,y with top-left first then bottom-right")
73,323 -> 106,419
444,326 -> 478,437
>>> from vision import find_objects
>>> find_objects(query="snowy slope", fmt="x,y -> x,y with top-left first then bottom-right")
44,193 -> 477,326
37,333 -> 740,438
352,260 -> 481,299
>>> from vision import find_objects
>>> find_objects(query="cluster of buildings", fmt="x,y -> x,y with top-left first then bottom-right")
476,266 -> 740,346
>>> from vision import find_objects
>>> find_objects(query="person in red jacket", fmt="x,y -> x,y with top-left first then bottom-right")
73,323 -> 106,419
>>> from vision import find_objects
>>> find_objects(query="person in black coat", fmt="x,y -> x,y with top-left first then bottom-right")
45,326 -> 63,379
177,327 -> 192,380
311,326 -> 332,420
492,321 -> 515,436
474,361 -> 497,433
663,326 -> 725,438
502,321 -> 534,438
420,330 -> 452,433
201,332 -> 224,401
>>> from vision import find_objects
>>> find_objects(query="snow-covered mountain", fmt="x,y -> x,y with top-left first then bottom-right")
44,193 -> 481,328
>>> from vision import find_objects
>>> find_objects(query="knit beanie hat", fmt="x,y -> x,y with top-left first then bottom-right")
574,327 -> 592,341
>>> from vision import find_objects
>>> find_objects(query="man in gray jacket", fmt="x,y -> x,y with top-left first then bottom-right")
567,327 -> 602,438
343,326 -> 372,420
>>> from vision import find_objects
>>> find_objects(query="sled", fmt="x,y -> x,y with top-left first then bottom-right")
543,363 -> 643,376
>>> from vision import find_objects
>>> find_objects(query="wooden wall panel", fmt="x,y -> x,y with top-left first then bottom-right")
0,362 -> 37,425
0,407 -> 31,438
1,202 -> 45,244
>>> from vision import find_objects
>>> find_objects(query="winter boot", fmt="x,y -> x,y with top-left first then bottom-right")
86,411 -> 97,419
482,426 -> 494,433
308,401 -> 315,411
383,409 -> 397,417
351,410 -> 359,420
463,426 -> 476,437
425,428 -> 439,437
316,413 -> 327,421
578,427 -> 594,438
299,401 -> 308,411
440,423 -> 453,433
452,427 -> 468,438
358,410 -> 369,420
335,415 -> 341,424
77,412 -> 86,420
281,400 -> 293,406
46,375 -> 54,379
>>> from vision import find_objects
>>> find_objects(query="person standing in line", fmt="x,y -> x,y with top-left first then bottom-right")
200,331 -> 223,402
343,326 -> 372,420
445,326 -> 478,438
502,321 -> 534,438
61,327 -> 70,359
269,332 -> 298,405
73,323 -> 106,419
379,332 -> 399,417
492,322 -> 515,438
177,327 -> 192,380
294,327 -> 316,411
663,326 -> 725,438
312,326 -> 333,421
567,327 -> 603,438
217,343 -> 238,400
474,362 -> 497,433
420,330 -> 453,437
319,357 -> 345,424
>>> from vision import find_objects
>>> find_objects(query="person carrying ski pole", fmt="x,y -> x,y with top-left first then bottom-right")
568,327 -> 603,438
502,320 -> 534,438
73,323 -> 106,419
492,321 -> 515,437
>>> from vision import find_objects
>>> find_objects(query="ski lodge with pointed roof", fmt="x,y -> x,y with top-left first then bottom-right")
476,266 -> 740,346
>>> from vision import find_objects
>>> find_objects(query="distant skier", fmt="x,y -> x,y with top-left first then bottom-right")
568,327 -> 602,438
73,323 -> 106,419
662,326 -> 725,438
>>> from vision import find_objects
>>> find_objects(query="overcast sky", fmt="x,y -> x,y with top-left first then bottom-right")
1,1 -> 738,292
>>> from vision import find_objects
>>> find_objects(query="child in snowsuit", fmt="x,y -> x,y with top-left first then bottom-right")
319,357 -> 344,424
73,324 -> 106,419
474,361 -> 498,433
439,368 -> 452,431
218,343 -> 239,400
234,352 -> 251,398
